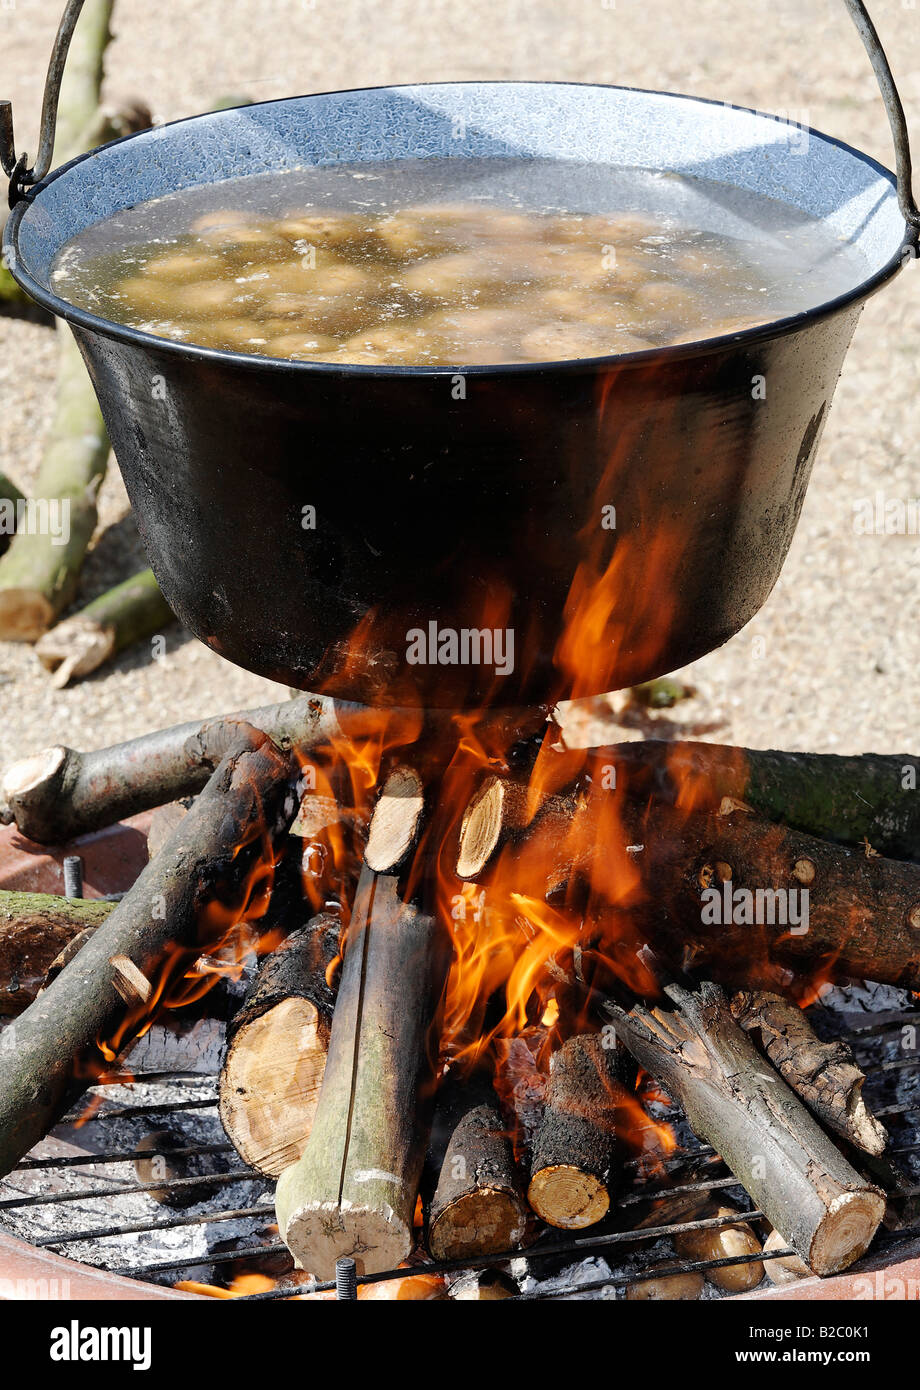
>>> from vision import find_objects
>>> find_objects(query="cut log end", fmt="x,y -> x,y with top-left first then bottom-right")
0,589 -> 56,643
456,775 -> 504,880
3,745 -> 67,802
808,1189 -> 886,1277
219,996 -> 326,1177
278,1195 -> 414,1279
428,1187 -> 527,1261
527,1164 -> 610,1230
364,765 -> 424,874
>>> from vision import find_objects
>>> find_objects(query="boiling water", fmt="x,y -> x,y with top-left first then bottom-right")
52,158 -> 869,365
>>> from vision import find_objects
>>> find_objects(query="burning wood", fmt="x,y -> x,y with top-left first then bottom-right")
0,726 -> 299,1179
454,765 -> 920,994
219,913 -> 339,1177
425,1067 -> 528,1260
527,1032 -> 628,1230
609,981 -> 885,1276
730,989 -> 887,1155
275,868 -> 450,1278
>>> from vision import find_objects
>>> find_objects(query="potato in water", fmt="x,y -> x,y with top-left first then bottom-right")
54,167 -> 846,366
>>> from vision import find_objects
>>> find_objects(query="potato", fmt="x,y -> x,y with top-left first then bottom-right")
373,213 -> 461,261
674,1206 -> 765,1292
401,252 -> 510,304
633,278 -> 702,322
144,251 -> 222,282
626,1263 -> 704,1301
269,330 -> 341,360
113,276 -> 178,314
519,322 -> 643,362
275,211 -> 367,247
205,318 -> 273,351
763,1227 -> 813,1286
342,322 -> 447,366
189,209 -> 254,234
178,279 -> 247,316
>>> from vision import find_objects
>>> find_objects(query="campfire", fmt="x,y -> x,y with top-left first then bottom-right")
1,635 -> 920,1299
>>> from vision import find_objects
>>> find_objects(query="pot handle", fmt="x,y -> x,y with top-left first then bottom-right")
2,0 -> 919,231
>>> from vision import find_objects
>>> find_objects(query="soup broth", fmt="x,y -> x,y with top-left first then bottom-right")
52,158 -> 868,366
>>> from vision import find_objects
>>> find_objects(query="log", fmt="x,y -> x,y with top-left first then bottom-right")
456,740 -> 920,880
275,869 -> 451,1278
0,890 -> 114,1016
636,807 -> 920,994
456,768 -> 920,993
35,568 -> 175,687
0,0 -> 115,641
527,1031 -> 627,1230
219,914 -> 339,1177
608,981 -> 885,1276
0,727 -> 298,1179
0,692 -> 354,844
730,990 -> 887,1155
363,765 -> 424,873
425,1069 -> 527,1260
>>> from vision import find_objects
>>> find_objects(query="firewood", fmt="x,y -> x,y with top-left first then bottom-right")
426,1069 -> 528,1260
673,1204 -> 764,1291
456,739 -> 920,880
0,726 -> 298,1179
609,981 -> 885,1276
364,765 -> 425,873
219,915 -> 339,1177
109,954 -> 152,1006
730,990 -> 887,1155
275,869 -> 451,1278
0,692 -> 349,844
0,890 -> 114,1016
0,0 -> 118,642
762,1227 -> 813,1285
527,1032 -> 628,1230
35,568 -> 175,687
625,1264 -> 704,1300
456,768 -> 920,993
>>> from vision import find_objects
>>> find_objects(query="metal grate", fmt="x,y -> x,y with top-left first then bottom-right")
2,990 -> 919,1301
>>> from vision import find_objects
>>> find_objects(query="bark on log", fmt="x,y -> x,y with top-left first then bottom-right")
608,981 -> 885,1276
275,869 -> 451,1278
0,891 -> 113,1016
456,741 -> 920,881
730,990 -> 887,1156
0,727 -> 298,1179
605,741 -> 920,862
457,766 -> 920,993
0,692 -> 355,844
219,914 -> 339,1177
634,807 -> 920,994
0,0 -> 116,641
425,1069 -> 527,1260
35,568 -> 175,687
527,1031 -> 628,1230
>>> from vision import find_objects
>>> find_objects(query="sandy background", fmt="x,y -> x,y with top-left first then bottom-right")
0,0 -> 918,764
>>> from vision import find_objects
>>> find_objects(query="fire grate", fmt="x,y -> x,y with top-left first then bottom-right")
2,983 -> 918,1301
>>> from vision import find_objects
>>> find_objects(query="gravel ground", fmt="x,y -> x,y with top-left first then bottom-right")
0,0 -> 918,765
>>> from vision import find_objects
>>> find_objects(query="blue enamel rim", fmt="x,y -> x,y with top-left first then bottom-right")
5,80 -> 916,378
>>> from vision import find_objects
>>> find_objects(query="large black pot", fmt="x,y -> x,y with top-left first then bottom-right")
3,3 -> 917,706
